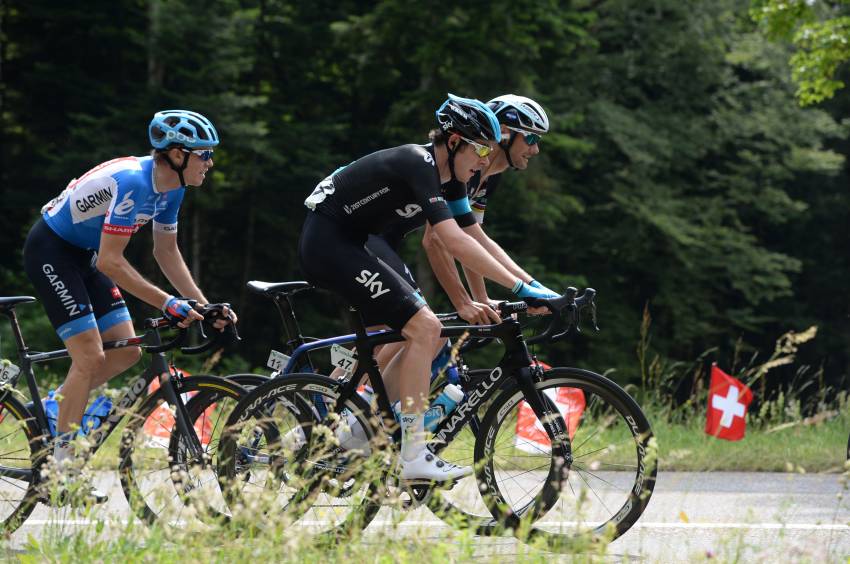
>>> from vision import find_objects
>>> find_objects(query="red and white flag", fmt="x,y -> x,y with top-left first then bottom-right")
705,364 -> 752,441
143,368 -> 215,448
514,361 -> 586,453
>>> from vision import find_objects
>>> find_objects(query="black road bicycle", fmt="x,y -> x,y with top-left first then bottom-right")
214,287 -> 658,549
0,295 -> 245,532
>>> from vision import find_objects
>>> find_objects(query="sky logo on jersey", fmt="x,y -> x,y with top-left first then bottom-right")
41,264 -> 81,316
428,196 -> 445,204
355,270 -> 391,299
395,204 -> 422,218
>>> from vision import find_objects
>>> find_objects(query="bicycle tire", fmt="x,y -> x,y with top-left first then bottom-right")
423,368 -> 506,535
216,373 -> 385,539
118,374 -> 246,524
476,367 -> 657,549
0,394 -> 41,534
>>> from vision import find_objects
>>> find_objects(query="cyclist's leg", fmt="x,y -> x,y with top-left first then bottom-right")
299,213 -> 467,480
22,219 -> 106,437
364,233 -> 448,404
58,330 -> 107,436
85,271 -> 139,388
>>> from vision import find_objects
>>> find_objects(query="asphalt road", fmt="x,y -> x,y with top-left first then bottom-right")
7,470 -> 850,561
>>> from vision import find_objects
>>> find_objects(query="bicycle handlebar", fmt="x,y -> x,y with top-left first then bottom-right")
436,287 -> 598,349
142,302 -> 240,354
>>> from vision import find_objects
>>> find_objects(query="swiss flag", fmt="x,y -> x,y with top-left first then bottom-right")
705,364 -> 753,441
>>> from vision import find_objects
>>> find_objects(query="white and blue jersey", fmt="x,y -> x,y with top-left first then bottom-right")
23,156 -> 185,341
42,156 -> 184,249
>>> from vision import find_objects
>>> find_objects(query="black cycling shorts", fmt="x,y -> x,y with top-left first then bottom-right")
298,211 -> 427,331
365,234 -> 418,290
23,218 -> 131,341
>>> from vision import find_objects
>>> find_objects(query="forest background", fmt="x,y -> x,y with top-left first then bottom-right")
1,0 -> 848,410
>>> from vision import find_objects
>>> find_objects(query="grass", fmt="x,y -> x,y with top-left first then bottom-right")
655,404 -> 850,472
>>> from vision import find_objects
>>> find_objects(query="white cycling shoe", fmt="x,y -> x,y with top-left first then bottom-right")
281,413 -> 371,455
334,411 -> 371,455
281,426 -> 306,451
399,449 -> 472,482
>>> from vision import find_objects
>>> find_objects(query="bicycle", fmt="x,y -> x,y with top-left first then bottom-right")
214,287 -> 658,549
0,295 -> 245,532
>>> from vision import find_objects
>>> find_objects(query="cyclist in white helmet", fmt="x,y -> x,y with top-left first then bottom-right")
22,110 -> 236,501
421,94 -> 555,315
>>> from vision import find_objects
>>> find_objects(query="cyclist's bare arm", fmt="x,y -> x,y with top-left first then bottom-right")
461,263 -> 492,305
429,219 -> 518,289
152,230 -> 208,303
153,230 -> 236,326
463,221 -> 533,283
422,223 -> 499,324
97,232 -> 175,310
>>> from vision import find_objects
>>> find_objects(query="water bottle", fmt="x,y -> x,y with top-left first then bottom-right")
43,390 -> 59,437
424,384 -> 464,432
81,395 -> 112,435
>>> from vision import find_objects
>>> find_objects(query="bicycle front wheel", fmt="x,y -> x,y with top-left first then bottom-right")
118,374 -> 246,524
476,367 -> 657,548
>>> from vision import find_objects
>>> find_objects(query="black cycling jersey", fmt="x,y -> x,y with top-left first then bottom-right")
305,144 -> 456,235
466,171 -> 502,224
371,170 -> 500,254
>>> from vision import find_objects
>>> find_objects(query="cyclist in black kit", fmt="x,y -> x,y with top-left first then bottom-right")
422,94 -> 553,313
298,94 -> 558,481
368,94 -> 553,322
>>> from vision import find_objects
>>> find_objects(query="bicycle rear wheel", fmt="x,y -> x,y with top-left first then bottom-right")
217,374 -> 385,538
118,374 -> 245,524
476,367 -> 657,549
0,395 -> 40,533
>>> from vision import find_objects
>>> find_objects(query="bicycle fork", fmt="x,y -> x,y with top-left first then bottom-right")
157,368 -> 206,463
515,365 -> 573,483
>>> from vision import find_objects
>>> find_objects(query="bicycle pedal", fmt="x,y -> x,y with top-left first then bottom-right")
399,477 -> 461,490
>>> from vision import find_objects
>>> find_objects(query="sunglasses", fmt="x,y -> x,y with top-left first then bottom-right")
508,127 -> 541,146
182,148 -> 214,161
460,136 -> 494,158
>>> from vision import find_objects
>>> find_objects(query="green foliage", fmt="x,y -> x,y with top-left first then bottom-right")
752,0 -> 850,104
1,0 -> 849,391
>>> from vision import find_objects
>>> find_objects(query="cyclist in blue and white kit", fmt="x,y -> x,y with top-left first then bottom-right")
23,110 -> 235,500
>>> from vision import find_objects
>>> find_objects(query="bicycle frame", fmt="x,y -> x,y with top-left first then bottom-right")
0,307 -> 206,482
281,306 -> 572,465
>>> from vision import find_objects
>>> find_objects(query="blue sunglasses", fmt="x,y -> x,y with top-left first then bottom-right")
182,148 -> 214,161
508,127 -> 541,146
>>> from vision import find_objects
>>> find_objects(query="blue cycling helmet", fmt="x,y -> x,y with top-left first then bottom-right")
435,94 -> 501,143
148,110 -> 220,149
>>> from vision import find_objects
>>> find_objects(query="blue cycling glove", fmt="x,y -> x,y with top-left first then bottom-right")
528,279 -> 559,296
512,280 -> 559,300
162,296 -> 193,322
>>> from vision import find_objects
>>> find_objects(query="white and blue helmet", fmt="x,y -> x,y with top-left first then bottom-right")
487,95 -> 549,135
148,110 -> 220,149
